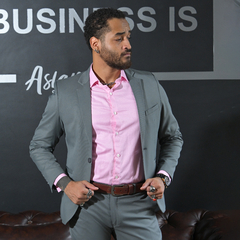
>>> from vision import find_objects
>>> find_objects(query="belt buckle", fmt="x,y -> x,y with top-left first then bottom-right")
111,184 -> 125,196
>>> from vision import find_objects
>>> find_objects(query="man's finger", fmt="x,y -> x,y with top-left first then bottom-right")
83,181 -> 99,191
140,179 -> 153,190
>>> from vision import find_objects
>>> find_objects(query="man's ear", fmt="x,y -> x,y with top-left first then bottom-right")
90,36 -> 100,53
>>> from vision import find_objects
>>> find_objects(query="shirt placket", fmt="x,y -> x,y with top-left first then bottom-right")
108,83 -> 122,185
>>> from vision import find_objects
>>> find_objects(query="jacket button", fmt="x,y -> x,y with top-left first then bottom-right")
88,158 -> 92,163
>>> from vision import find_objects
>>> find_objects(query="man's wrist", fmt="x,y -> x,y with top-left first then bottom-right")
56,176 -> 72,191
156,174 -> 170,188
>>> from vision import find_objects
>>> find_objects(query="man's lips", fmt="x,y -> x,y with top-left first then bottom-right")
122,52 -> 131,57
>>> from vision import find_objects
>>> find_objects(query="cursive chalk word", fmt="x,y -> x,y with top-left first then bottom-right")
25,65 -> 80,95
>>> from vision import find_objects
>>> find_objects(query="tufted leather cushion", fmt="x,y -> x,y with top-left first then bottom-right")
157,209 -> 207,240
193,210 -> 240,240
157,209 -> 240,240
0,211 -> 71,240
0,209 -> 240,240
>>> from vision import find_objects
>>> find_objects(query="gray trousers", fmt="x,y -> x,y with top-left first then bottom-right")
69,192 -> 162,240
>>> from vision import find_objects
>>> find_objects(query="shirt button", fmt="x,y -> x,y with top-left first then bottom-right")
115,176 -> 119,179
110,92 -> 113,96
117,154 -> 121,157
116,132 -> 119,136
114,111 -> 117,115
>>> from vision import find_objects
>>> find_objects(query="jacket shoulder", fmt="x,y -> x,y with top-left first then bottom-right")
126,68 -> 155,79
56,73 -> 81,87
54,68 -> 89,92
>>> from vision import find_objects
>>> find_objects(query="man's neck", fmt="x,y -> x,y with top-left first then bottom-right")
92,62 -> 121,85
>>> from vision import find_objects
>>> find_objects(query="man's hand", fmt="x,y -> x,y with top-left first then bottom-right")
140,177 -> 165,200
64,180 -> 99,205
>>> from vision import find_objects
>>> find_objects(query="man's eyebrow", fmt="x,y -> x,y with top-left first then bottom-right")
115,30 -> 131,36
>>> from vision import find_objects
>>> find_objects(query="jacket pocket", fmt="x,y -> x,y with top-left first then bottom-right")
145,103 -> 159,115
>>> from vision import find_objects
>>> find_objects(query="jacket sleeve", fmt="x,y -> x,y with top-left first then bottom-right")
29,85 -> 65,191
156,80 -> 183,179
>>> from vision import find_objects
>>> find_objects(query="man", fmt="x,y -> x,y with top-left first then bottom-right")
30,8 -> 183,240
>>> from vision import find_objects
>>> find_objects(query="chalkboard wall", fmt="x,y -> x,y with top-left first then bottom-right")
1,0 -> 240,213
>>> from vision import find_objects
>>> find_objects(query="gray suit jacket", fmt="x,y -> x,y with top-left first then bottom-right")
30,67 -> 183,224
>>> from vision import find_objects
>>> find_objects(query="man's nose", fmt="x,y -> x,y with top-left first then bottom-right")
123,38 -> 131,50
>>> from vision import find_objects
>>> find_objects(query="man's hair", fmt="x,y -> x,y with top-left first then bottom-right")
84,8 -> 126,50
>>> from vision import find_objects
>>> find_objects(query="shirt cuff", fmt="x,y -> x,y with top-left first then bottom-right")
157,170 -> 172,184
54,173 -> 67,192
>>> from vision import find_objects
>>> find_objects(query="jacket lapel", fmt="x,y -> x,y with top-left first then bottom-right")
125,69 -> 146,164
125,69 -> 146,139
76,68 -> 92,145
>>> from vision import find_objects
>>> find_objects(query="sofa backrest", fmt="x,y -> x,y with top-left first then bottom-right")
1,209 -> 240,240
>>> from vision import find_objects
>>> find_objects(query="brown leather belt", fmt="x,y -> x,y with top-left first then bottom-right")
92,182 -> 144,196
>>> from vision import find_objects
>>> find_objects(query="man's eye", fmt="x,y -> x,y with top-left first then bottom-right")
116,38 -> 122,42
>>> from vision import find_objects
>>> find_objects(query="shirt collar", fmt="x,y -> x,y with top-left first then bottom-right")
90,64 -> 128,88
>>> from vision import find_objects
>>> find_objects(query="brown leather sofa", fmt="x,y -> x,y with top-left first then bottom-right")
0,209 -> 240,240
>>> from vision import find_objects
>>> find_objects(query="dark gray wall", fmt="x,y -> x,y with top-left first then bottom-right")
161,80 -> 240,211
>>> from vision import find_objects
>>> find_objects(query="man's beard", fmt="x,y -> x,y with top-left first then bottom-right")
100,45 -> 132,70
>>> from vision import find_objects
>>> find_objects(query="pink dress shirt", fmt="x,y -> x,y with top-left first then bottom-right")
90,67 -> 144,185
55,66 -> 170,191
